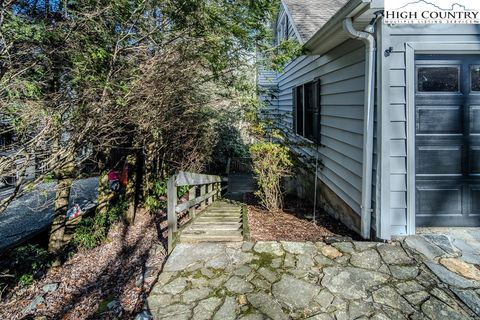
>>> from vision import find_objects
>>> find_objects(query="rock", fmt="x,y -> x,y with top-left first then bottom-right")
201,268 -> 215,278
242,242 -> 254,252
164,243 -> 226,272
452,238 -> 480,256
460,253 -> 480,265
272,274 -> 320,309
225,276 -> 254,294
258,267 -> 278,283
349,300 -> 375,318
253,242 -> 284,256
247,292 -> 288,320
324,236 -> 352,244
22,295 -> 45,315
238,314 -> 265,320
296,254 -> 315,269
332,242 -> 355,254
281,242 -> 317,255
421,297 -> 470,320
182,288 -> 211,304
314,289 -> 334,308
213,296 -> 236,320
155,304 -> 192,319
250,277 -> 271,291
162,277 -> 188,295
107,300 -> 120,310
350,249 -> 381,270
377,244 -> 414,265
237,294 -> 248,305
430,288 -> 463,312
389,265 -> 419,280
405,291 -> 430,305
395,280 -> 425,295
209,274 -> 228,288
234,265 -> 252,277
352,241 -> 377,251
321,267 -> 389,300
451,288 -> 480,316
404,236 -> 446,260
135,311 -> 153,320
423,234 -> 457,255
320,246 -> 342,259
42,283 -> 59,293
314,255 -> 335,267
305,313 -> 334,320
271,258 -> 283,269
372,286 -> 414,314
440,258 -> 480,281
193,297 -> 223,320
426,262 -> 480,289
284,253 -> 296,268
147,294 -> 173,313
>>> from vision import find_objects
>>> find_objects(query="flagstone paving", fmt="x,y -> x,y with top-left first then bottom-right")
144,239 -> 480,319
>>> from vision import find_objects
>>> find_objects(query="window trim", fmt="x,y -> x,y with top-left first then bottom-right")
292,80 -> 321,144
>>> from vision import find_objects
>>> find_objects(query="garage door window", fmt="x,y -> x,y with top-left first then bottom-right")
417,66 -> 459,92
471,66 -> 480,91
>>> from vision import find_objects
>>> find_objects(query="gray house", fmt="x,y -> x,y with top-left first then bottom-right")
260,0 -> 480,240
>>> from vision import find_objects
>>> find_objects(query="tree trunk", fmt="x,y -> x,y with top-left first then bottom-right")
48,155 -> 75,266
125,153 -> 139,224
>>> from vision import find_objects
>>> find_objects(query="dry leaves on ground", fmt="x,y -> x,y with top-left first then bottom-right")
0,210 -> 167,320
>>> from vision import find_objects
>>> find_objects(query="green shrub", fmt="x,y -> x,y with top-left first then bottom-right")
145,180 -> 168,211
250,142 -> 292,211
0,244 -> 51,290
73,200 -> 127,249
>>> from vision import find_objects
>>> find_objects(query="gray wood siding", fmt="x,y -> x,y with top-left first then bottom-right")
272,39 -> 366,214
384,24 -> 480,236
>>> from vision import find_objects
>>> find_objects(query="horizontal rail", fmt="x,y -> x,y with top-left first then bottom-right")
175,188 -> 218,213
175,171 -> 221,187
167,171 -> 224,253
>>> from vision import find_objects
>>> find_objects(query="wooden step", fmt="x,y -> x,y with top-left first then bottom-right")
180,230 -> 243,242
187,223 -> 242,231
197,216 -> 241,222
203,213 -> 241,217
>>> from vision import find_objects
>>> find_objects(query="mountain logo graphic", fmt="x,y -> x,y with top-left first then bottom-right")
394,0 -> 474,11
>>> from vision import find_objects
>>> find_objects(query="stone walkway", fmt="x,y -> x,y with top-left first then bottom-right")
144,240 -> 479,319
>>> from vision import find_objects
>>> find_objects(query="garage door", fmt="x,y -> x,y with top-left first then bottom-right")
415,54 -> 480,227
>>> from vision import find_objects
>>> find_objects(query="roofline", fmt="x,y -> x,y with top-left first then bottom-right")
279,0 -> 304,43
304,0 -> 372,53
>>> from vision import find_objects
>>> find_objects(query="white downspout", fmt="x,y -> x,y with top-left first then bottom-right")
343,18 -> 376,239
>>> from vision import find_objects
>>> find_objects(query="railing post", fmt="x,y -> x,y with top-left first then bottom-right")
189,186 -> 196,219
200,184 -> 206,210
206,183 -> 212,205
167,175 -> 177,253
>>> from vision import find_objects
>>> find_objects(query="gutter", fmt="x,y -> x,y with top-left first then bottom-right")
343,17 -> 377,239
304,0 -> 371,52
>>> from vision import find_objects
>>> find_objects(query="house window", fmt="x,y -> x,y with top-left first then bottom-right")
292,80 -> 321,143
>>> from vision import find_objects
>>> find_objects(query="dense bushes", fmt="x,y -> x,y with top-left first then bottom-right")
72,201 -> 127,250
250,142 -> 292,211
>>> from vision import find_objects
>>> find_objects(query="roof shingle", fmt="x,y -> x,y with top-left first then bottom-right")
283,0 -> 349,42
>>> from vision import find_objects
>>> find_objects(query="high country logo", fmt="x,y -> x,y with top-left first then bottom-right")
384,0 -> 480,24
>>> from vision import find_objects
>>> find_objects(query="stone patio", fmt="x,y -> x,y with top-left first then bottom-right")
144,240 -> 479,319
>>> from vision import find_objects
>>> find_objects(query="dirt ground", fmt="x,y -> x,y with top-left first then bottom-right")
247,194 -> 360,242
0,211 -> 167,320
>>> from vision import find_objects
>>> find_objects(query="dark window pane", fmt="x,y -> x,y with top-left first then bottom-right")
304,83 -> 315,140
417,67 -> 459,92
296,86 -> 303,135
471,66 -> 480,91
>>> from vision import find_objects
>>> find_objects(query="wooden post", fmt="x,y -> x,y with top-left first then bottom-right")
167,175 -> 177,253
206,183 -> 212,206
189,186 -> 196,219
217,182 -> 221,200
200,184 -> 206,210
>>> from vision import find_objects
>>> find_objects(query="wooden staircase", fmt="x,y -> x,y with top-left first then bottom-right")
179,201 -> 243,243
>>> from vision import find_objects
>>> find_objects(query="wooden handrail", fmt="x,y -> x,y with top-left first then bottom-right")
167,171 -> 223,253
